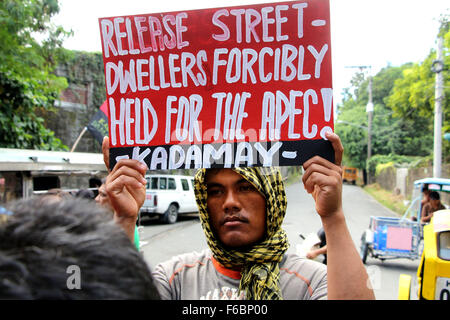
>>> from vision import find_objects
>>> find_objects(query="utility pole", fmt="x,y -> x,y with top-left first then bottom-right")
366,76 -> 374,161
345,65 -> 373,183
432,35 -> 444,178
344,66 -> 373,159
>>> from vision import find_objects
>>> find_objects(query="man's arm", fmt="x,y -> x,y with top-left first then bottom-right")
302,132 -> 375,300
102,137 -> 147,241
306,245 -> 327,259
420,204 -> 431,223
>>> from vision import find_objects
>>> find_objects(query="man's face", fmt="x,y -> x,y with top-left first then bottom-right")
206,169 -> 266,249
95,184 -> 112,211
430,198 -> 440,209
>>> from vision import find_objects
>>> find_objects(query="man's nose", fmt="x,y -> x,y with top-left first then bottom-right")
222,190 -> 241,213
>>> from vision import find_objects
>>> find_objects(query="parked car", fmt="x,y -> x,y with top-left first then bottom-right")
398,209 -> 450,300
139,174 -> 198,224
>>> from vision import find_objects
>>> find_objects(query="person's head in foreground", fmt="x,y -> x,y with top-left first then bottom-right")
194,166 -> 289,300
0,197 -> 160,299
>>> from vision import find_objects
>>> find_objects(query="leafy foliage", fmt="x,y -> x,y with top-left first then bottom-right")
336,19 -> 449,171
385,24 -> 449,160
60,50 -> 106,114
366,154 -> 425,179
336,65 -> 412,168
53,50 -> 106,151
335,98 -> 368,168
0,0 -> 71,150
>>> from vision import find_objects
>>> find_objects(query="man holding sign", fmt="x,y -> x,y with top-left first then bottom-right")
99,0 -> 374,299
102,131 -> 374,300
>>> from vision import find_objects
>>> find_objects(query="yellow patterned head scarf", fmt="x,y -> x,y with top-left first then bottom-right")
194,167 -> 289,300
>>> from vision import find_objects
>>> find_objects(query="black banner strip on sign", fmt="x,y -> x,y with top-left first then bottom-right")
109,140 -> 334,171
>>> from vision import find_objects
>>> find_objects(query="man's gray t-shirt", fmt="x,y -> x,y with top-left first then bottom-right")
152,249 -> 327,300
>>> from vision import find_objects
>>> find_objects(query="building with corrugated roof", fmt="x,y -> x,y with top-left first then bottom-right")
0,148 -> 107,202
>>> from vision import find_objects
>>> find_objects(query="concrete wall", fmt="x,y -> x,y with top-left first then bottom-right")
396,168 -> 408,196
41,103 -> 101,153
376,165 -> 396,192
375,163 -> 450,205
42,59 -> 105,154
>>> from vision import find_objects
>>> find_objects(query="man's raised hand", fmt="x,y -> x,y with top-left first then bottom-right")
302,131 -> 344,219
102,136 -> 147,221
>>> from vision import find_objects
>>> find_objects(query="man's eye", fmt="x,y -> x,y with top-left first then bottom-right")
207,188 -> 222,196
239,184 -> 256,192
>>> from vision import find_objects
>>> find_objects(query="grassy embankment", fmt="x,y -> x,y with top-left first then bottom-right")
362,183 -> 408,216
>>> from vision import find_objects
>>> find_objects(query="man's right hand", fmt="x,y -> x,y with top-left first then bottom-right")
102,137 -> 147,221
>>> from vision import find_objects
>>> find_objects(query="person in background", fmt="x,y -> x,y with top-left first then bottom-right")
75,189 -> 95,200
0,205 -> 12,224
412,185 -> 431,222
421,185 -> 431,207
95,179 -> 110,209
0,197 -> 159,299
89,177 -> 103,198
421,191 -> 445,223
306,227 -> 327,265
38,188 -> 72,205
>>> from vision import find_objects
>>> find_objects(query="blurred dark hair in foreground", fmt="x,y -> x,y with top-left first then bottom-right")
0,198 -> 160,300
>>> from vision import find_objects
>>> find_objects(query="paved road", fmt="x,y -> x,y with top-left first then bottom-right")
138,181 -> 420,300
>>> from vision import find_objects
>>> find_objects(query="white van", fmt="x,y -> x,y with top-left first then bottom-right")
140,174 -> 198,224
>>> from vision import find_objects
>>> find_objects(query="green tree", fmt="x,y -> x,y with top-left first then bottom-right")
336,22 -> 450,169
0,0 -> 71,150
335,94 -> 368,168
337,16 -> 450,169
336,65 -> 410,169
386,23 -> 449,159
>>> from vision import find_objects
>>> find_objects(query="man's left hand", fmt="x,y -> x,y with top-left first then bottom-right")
302,131 -> 344,219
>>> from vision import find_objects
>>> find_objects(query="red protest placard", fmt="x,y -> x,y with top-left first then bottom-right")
99,0 -> 334,170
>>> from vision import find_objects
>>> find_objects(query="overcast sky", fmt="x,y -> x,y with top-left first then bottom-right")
52,0 -> 449,107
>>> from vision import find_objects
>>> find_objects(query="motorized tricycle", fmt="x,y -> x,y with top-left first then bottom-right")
360,178 -> 450,264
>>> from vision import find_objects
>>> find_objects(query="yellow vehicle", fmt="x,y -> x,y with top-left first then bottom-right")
342,166 -> 358,185
398,209 -> 450,300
